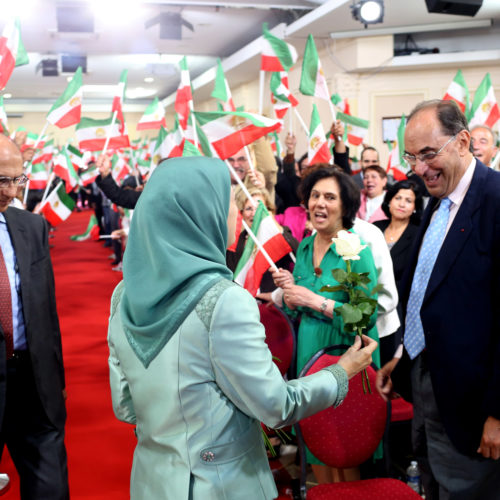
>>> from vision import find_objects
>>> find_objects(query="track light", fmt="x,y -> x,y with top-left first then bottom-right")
351,0 -> 384,28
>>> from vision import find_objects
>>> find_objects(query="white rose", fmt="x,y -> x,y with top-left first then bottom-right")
331,230 -> 367,261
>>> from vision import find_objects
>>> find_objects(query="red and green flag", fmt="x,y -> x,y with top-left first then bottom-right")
136,97 -> 166,130
70,214 -> 100,241
32,139 -> 54,164
299,34 -> 330,101
29,162 -> 49,190
331,93 -> 351,115
41,183 -> 75,226
0,18 -> 29,90
182,139 -> 202,157
76,116 -> 130,151
152,122 -> 185,163
468,73 -> 500,129
337,111 -> 369,147
79,162 -> 98,186
53,146 -> 80,192
233,201 -> 292,296
270,71 -> 298,120
308,104 -> 331,166
175,57 -> 193,130
46,67 -> 83,128
111,154 -> 131,183
261,23 -> 297,72
112,70 -> 128,133
0,96 -> 8,134
211,58 -> 236,112
194,110 -> 281,160
386,114 -> 409,181
443,69 -> 469,115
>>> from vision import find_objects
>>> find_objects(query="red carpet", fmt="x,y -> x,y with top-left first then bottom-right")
2,210 -> 136,499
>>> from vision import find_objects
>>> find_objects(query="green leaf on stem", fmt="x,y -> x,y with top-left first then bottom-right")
337,303 -> 363,324
320,285 -> 346,293
332,268 -> 348,283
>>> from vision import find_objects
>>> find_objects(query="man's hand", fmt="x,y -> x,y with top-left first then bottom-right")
477,416 -> 500,459
96,154 -> 112,178
375,357 -> 399,401
247,169 -> 265,188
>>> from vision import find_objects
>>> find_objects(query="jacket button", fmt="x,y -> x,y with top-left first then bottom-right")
201,451 -> 215,462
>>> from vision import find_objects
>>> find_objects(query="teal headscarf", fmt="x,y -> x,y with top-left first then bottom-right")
120,156 -> 233,368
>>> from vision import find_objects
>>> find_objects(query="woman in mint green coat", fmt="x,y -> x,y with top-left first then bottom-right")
108,157 -> 377,500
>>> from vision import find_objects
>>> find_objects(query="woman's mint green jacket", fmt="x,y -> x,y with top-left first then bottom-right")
108,280 -> 345,500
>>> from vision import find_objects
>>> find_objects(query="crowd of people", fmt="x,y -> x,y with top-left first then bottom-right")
0,98 -> 499,499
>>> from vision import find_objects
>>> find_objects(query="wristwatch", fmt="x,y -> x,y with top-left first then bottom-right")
320,298 -> 329,314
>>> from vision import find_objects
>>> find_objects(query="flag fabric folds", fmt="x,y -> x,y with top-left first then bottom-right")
79,162 -> 98,186
0,96 -> 8,134
194,110 -> 281,160
212,59 -> 236,112
331,93 -> 351,115
76,116 -> 130,151
29,163 -> 49,190
468,73 -> 500,130
336,111 -> 369,146
112,70 -> 128,133
233,201 -> 292,296
386,114 -> 409,181
152,123 -> 185,163
46,67 -> 83,128
308,104 -> 332,166
175,57 -> 193,130
443,69 -> 469,115
299,35 -> 330,101
53,146 -> 80,192
261,23 -> 297,72
136,97 -> 166,130
0,18 -> 29,90
270,72 -> 298,120
41,183 -> 75,226
70,214 -> 100,241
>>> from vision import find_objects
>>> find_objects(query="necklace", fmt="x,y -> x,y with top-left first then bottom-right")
385,223 -> 407,243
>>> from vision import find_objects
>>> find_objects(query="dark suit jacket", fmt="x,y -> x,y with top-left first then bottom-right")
394,160 -> 500,456
373,220 -> 420,289
0,208 -> 66,429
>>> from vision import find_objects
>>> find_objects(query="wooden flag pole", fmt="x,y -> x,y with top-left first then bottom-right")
23,120 -> 49,205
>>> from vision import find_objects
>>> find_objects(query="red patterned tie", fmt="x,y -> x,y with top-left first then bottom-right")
0,245 -> 13,359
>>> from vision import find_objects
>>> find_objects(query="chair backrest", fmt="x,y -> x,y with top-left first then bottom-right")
299,353 -> 387,468
258,302 -> 295,376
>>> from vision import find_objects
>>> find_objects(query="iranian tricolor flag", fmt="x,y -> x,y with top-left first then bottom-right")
270,71 -> 298,120
32,139 -> 54,164
308,104 -> 331,165
41,183 -> 75,226
66,144 -> 84,171
46,67 -> 83,128
0,18 -> 29,90
211,58 -> 236,112
111,154 -> 131,183
76,116 -> 130,151
468,73 -> 500,129
152,123 -> 185,164
70,214 -> 99,241
182,139 -> 202,157
386,114 -> 409,181
0,96 -> 8,134
443,69 -> 469,114
261,23 -> 297,72
269,131 -> 284,158
299,35 -> 330,101
331,93 -> 351,115
337,111 -> 369,146
194,110 -> 281,160
175,57 -> 193,130
112,70 -> 128,133
22,132 -> 46,152
185,120 -> 217,158
136,97 -> 166,130
29,162 -> 49,190
79,162 -> 98,186
53,147 -> 80,192
233,201 -> 292,296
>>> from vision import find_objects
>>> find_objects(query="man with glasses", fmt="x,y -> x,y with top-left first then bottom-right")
376,99 -> 500,499
0,135 -> 68,499
471,125 -> 498,169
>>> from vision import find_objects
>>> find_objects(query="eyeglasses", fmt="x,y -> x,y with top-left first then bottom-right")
0,174 -> 29,189
402,135 -> 457,166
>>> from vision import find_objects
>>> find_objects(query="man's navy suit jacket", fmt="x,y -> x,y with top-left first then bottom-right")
394,160 -> 500,456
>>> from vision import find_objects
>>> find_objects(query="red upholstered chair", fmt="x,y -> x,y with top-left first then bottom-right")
295,347 -> 421,500
258,302 -> 295,377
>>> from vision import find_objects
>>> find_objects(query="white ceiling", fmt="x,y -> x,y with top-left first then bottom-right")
2,0 -> 500,111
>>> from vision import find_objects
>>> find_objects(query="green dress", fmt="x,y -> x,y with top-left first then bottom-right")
284,233 -> 381,465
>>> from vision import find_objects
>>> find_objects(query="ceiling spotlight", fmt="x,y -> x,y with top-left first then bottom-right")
3,94 -> 12,99
351,0 -> 384,28
144,77 -> 154,83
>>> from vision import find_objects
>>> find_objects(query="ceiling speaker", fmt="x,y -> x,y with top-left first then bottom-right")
41,59 -> 58,77
56,4 -> 94,33
425,0 -> 483,17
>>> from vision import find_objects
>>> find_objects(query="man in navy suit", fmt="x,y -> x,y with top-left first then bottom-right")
0,135 -> 68,499
377,100 -> 500,499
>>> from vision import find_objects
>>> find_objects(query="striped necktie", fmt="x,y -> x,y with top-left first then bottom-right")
0,245 -> 13,359
404,198 -> 452,359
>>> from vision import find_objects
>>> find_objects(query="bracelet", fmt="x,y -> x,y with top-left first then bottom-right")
320,297 -> 329,314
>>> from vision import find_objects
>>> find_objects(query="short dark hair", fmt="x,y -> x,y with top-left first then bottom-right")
381,179 -> 423,224
299,166 -> 360,230
407,99 -> 473,152
361,146 -> 378,161
363,165 -> 387,179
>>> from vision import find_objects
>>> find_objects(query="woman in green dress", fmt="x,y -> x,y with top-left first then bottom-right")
273,166 -> 380,484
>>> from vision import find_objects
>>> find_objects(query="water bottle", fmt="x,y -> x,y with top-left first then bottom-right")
406,460 -> 421,494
